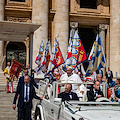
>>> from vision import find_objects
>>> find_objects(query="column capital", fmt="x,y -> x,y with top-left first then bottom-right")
70,22 -> 78,29
99,24 -> 108,31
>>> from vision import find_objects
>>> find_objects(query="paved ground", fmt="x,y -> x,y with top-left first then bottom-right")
0,85 -> 17,120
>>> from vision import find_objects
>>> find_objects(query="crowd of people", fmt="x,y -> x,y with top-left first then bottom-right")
52,65 -> 119,103
3,61 -> 120,119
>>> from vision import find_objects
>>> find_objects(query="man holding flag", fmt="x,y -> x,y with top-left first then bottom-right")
4,62 -> 12,93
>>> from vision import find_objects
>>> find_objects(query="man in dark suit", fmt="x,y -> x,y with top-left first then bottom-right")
105,67 -> 113,86
18,68 -> 38,89
87,81 -> 104,101
58,83 -> 79,101
13,75 -> 43,120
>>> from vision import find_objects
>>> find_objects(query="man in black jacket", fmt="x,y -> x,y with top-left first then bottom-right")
58,83 -> 79,101
105,67 -> 113,86
13,75 -> 43,120
87,81 -> 104,101
18,68 -> 38,89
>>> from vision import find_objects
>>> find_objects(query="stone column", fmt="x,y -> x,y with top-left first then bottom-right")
32,0 -> 48,69
29,33 -> 33,69
110,0 -> 120,77
0,0 -> 4,72
99,24 -> 108,53
53,0 -> 69,59
106,25 -> 110,68
99,24 -> 108,76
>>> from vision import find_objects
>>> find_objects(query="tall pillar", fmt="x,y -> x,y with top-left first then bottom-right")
32,0 -> 48,69
106,25 -> 110,68
110,0 -> 120,77
99,24 -> 108,53
29,33 -> 33,69
53,0 -> 69,59
0,0 -> 4,72
99,24 -> 108,76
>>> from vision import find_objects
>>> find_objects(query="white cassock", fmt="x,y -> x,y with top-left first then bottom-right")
60,73 -> 83,93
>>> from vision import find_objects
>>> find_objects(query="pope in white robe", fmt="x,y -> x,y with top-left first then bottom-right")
60,66 -> 83,93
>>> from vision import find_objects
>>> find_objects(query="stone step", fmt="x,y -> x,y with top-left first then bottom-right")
0,86 -> 17,120
0,116 -> 17,120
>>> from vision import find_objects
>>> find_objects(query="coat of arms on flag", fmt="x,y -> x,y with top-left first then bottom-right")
47,39 -> 64,75
35,41 -> 44,65
85,35 -> 107,77
70,30 -> 87,69
10,59 -> 22,77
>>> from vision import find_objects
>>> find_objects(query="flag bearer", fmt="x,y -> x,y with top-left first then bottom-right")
4,62 -> 13,93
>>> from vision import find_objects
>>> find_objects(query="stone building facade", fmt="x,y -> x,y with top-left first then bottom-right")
0,0 -> 119,77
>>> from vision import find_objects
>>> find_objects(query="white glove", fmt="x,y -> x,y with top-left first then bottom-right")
6,75 -> 9,79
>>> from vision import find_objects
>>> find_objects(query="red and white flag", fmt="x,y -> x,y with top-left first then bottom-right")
35,41 -> 44,65
65,29 -> 73,67
47,38 -> 64,74
10,59 -> 22,77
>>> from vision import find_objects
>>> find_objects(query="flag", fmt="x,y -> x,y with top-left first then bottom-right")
65,29 -> 73,67
70,30 -> 87,69
10,59 -> 22,77
88,35 -> 98,60
47,39 -> 57,74
47,38 -> 64,74
55,40 -> 64,67
85,35 -> 107,77
41,40 -> 51,73
35,41 -> 44,65
34,65 -> 42,75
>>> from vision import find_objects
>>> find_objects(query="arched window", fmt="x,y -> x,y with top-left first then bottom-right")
80,0 -> 97,9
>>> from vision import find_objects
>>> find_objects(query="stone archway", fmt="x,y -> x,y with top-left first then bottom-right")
6,42 -> 26,68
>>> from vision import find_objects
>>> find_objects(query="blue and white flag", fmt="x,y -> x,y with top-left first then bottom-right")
35,40 -> 51,75
85,35 -> 107,77
47,39 -> 57,74
35,41 -> 44,65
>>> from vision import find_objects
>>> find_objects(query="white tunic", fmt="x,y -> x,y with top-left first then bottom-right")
60,73 -> 82,93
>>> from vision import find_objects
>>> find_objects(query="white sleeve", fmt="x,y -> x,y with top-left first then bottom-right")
60,74 -> 66,83
75,74 -> 83,83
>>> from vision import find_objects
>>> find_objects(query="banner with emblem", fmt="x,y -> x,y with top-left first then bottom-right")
70,30 -> 87,69
55,40 -> 64,68
35,41 -> 44,65
65,29 -> 73,67
85,35 -> 107,77
10,59 -> 22,78
40,40 -> 51,73
47,39 -> 57,74
47,38 -> 64,74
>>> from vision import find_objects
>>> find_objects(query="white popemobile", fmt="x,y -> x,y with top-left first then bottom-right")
32,78 -> 120,120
